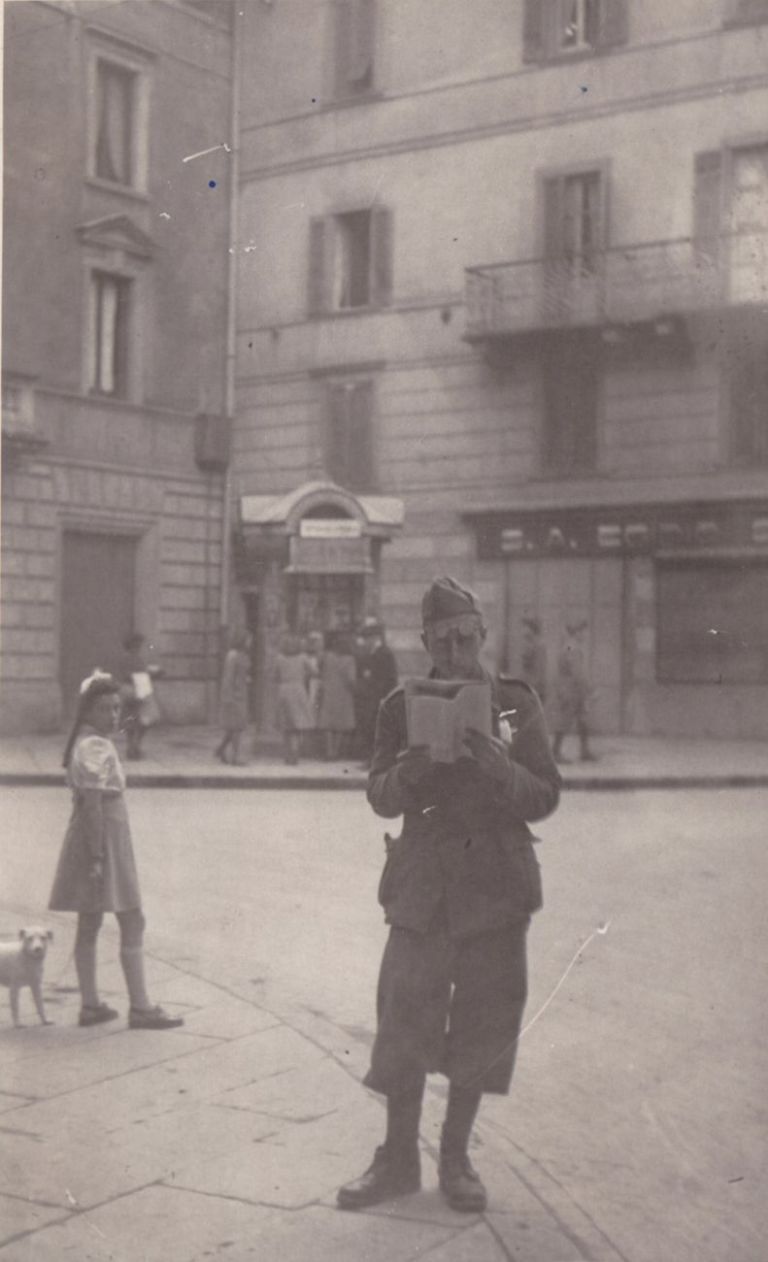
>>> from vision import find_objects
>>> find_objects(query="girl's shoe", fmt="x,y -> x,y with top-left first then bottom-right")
128,1005 -> 184,1030
79,1003 -> 119,1027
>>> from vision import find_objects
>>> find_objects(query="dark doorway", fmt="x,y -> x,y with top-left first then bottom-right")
60,531 -> 137,711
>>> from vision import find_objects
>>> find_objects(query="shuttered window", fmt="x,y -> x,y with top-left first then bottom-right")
657,560 -> 768,683
89,271 -> 132,397
543,170 -> 604,268
325,380 -> 375,491
334,0 -> 376,99
307,207 -> 393,315
523,0 -> 628,61
723,0 -> 768,27
726,313 -> 768,464
541,332 -> 600,472
693,151 -> 723,263
95,60 -> 135,186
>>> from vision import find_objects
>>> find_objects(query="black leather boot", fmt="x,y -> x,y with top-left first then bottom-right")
438,1149 -> 487,1212
439,1084 -> 487,1212
336,1144 -> 421,1210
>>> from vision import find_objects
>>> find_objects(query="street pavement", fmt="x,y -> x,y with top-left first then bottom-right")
1,766 -> 766,1259
0,723 -> 766,789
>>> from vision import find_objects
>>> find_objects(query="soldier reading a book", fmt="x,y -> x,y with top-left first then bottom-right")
337,576 -> 561,1214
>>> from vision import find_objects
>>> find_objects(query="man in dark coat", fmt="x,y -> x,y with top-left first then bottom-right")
354,618 -> 398,765
337,577 -> 561,1214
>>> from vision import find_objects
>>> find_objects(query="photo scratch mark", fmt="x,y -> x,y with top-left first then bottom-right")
182,142 -> 232,164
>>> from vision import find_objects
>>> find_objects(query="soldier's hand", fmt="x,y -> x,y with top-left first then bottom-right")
463,728 -> 511,785
395,745 -> 432,787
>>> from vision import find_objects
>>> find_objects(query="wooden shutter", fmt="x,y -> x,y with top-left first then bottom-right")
522,0 -> 548,61
335,0 -> 375,95
723,0 -> 768,27
543,176 -> 564,259
348,380 -> 374,490
325,381 -> 351,484
693,151 -> 722,258
370,205 -> 393,307
308,216 -> 329,316
728,314 -> 768,462
595,0 -> 628,49
326,380 -> 374,489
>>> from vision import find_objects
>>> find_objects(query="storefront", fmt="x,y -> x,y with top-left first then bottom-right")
465,497 -> 768,738
235,481 -> 404,732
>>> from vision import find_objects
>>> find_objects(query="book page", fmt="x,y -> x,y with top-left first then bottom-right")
405,679 -> 491,762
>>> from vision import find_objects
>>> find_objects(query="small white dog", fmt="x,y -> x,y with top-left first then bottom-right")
0,927 -> 54,1027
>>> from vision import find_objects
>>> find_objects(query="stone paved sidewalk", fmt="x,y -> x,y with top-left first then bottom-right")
0,927 -> 621,1262
0,724 -> 766,789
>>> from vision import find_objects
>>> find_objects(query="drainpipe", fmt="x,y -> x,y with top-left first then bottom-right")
219,6 -> 242,649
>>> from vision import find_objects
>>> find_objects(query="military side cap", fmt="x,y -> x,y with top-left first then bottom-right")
421,576 -> 481,626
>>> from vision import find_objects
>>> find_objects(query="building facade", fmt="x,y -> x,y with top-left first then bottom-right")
2,0 -> 235,731
233,0 -> 768,738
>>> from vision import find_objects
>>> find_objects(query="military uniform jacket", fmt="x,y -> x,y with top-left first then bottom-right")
367,672 -> 561,939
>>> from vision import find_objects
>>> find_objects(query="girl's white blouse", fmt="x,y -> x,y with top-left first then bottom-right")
68,733 -> 126,792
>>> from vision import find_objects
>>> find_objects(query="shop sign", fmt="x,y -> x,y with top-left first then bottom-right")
299,518 -> 362,539
288,534 -> 372,574
472,500 -> 768,560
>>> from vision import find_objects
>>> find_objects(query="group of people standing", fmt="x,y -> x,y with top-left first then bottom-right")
272,619 -> 398,766
216,619 -> 399,767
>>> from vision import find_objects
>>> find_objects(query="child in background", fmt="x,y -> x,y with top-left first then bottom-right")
49,671 -> 183,1030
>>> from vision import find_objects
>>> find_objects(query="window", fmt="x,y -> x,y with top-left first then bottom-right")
181,0 -> 235,28
541,332 -> 599,471
308,207 -> 393,314
333,0 -> 376,100
725,314 -> 768,464
523,0 -> 627,61
94,60 -> 136,186
89,271 -> 132,397
657,560 -> 768,683
723,0 -> 768,28
324,379 -> 375,491
543,170 -> 604,274
88,43 -> 149,191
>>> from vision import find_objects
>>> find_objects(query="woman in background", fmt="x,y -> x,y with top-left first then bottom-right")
274,633 -> 315,764
215,629 -> 252,765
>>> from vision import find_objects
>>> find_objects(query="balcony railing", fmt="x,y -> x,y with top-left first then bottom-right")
465,231 -> 768,339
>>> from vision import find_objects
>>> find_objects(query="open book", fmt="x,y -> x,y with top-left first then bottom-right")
404,678 -> 491,763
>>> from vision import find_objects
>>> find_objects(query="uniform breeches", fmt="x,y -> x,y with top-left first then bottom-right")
364,918 -> 529,1097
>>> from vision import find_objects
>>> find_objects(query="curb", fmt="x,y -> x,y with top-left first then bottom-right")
1,772 -> 766,790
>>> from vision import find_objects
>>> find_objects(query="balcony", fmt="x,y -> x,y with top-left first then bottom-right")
1,375 -> 47,463
465,232 -> 768,342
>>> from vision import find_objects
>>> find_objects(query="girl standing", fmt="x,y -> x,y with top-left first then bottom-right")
49,671 -> 183,1030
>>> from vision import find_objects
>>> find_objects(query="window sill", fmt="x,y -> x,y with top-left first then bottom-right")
310,304 -> 386,320
85,176 -> 149,202
322,90 -> 385,112
525,46 -> 622,66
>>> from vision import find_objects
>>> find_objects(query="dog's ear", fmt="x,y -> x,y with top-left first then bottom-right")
19,929 -> 27,941
46,930 -> 54,941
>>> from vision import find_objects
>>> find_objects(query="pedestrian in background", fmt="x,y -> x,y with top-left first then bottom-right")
274,632 -> 315,765
318,629 -> 356,760
215,629 -> 252,765
119,632 -> 161,761
49,671 -> 183,1030
303,630 -> 325,759
337,577 -> 560,1214
552,620 -> 596,763
355,619 -> 398,767
520,616 -> 548,703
